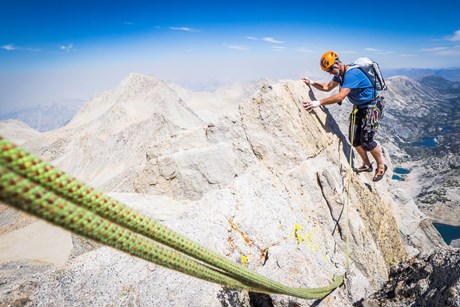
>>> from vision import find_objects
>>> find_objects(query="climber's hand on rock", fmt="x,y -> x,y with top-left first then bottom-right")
303,100 -> 320,112
302,78 -> 315,86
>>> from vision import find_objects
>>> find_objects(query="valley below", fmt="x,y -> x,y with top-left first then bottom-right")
384,79 -> 460,228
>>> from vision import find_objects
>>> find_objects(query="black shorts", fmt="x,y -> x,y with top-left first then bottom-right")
348,108 -> 378,151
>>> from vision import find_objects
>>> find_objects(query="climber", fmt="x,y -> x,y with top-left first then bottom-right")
302,51 -> 387,182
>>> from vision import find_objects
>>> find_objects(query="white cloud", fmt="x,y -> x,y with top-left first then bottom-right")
365,48 -> 393,55
294,47 -> 314,53
2,44 -> 16,51
262,37 -> 284,44
400,54 -> 415,57
60,44 -> 74,52
170,27 -> 198,32
224,44 -> 248,51
244,36 -> 258,40
421,45 -> 460,56
447,30 -> 460,41
272,46 -> 286,51
1,44 -> 39,52
439,46 -> 460,56
421,46 -> 449,52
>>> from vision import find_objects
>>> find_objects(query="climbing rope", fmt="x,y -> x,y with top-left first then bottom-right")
345,108 -> 359,271
0,136 -> 343,300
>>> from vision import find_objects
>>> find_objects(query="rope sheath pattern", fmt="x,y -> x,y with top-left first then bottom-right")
0,166 -> 257,291
0,136 -> 343,299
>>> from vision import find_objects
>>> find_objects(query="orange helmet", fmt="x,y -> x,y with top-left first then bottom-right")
320,51 -> 339,71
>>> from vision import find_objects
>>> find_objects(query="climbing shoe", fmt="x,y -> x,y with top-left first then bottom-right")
354,164 -> 373,173
373,165 -> 388,182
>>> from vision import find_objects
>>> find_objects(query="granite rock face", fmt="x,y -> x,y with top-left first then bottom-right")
361,248 -> 460,307
0,74 -> 444,306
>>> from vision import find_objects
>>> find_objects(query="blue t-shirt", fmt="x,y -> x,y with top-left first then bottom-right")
333,67 -> 377,108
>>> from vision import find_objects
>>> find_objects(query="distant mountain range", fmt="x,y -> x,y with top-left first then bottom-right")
0,79 -> 265,132
415,75 -> 460,94
1,68 -> 459,133
382,68 -> 460,94
0,99 -> 85,132
383,68 -> 460,82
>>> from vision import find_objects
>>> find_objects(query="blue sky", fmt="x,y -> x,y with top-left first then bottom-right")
1,0 -> 459,114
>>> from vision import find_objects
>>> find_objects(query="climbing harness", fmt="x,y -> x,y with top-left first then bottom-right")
0,136 -> 344,300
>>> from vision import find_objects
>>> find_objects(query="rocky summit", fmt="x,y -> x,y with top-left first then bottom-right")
0,73 -> 452,306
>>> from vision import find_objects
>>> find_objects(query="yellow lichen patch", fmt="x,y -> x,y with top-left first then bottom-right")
241,254 -> 248,266
294,224 -> 303,244
293,225 -> 322,253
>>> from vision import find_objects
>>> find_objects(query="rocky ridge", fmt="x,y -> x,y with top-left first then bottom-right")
0,120 -> 41,145
0,73 -> 446,306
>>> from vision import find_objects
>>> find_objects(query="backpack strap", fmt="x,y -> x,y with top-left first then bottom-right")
341,65 -> 372,89
339,65 -> 354,86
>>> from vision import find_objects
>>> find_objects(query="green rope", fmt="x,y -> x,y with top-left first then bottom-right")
345,108 -> 359,271
0,136 -> 343,299
0,166 -> 262,292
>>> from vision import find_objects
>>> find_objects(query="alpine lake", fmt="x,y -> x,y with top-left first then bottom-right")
433,223 -> 460,245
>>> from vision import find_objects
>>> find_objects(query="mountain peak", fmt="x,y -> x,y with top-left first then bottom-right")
65,73 -> 202,132
119,73 -> 162,88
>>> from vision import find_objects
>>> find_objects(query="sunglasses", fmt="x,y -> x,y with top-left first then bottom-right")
327,63 -> 338,73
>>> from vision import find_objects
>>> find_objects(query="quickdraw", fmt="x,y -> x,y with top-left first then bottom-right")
363,97 -> 385,133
